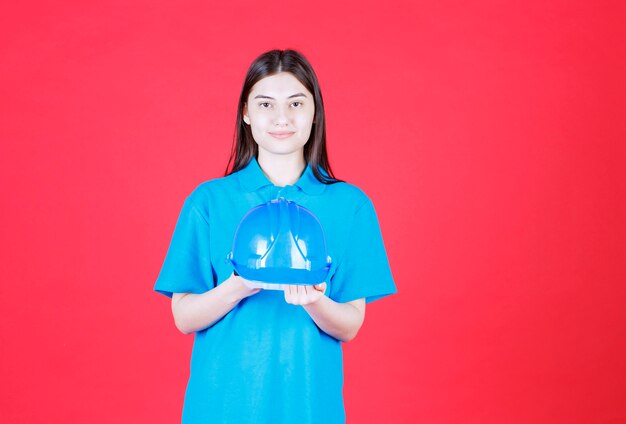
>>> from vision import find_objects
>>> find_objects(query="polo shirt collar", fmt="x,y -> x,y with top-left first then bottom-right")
237,156 -> 326,195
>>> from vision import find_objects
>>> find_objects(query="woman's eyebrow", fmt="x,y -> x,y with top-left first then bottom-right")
253,93 -> 308,100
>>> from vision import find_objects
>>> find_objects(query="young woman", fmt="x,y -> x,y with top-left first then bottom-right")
154,49 -> 396,423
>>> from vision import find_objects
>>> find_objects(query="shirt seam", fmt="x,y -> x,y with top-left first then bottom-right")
186,197 -> 210,227
336,198 -> 370,268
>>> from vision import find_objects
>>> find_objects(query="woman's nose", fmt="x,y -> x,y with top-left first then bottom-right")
273,107 -> 289,126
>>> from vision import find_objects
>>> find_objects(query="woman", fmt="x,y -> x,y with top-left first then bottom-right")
154,49 -> 396,423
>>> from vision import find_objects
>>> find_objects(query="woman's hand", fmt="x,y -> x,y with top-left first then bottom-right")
283,282 -> 327,305
224,272 -> 261,302
170,272 -> 261,334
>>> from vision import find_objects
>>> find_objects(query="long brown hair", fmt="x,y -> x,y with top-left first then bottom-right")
225,49 -> 342,184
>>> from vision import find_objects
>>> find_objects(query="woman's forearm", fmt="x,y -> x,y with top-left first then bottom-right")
171,274 -> 260,334
302,296 -> 365,342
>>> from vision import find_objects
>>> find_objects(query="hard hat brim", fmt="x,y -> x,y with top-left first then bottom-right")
230,260 -> 331,285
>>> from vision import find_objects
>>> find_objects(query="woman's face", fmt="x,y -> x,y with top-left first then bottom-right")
243,72 -> 315,160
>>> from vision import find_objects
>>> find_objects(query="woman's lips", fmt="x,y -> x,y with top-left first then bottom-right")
269,131 -> 295,139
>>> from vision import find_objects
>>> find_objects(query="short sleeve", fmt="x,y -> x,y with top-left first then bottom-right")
329,198 -> 397,304
153,196 -> 215,298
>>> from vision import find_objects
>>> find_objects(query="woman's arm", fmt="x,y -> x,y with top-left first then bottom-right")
284,284 -> 366,342
171,273 -> 260,334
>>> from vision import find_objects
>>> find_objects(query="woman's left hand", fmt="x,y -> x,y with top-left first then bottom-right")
283,282 -> 327,305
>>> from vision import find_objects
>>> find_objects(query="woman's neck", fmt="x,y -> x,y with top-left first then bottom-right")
257,151 -> 306,187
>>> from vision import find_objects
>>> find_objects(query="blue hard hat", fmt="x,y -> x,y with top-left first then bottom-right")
226,198 -> 332,286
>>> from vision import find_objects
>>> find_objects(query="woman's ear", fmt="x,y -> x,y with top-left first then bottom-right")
243,104 -> 250,125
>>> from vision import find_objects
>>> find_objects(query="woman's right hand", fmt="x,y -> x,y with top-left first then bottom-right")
171,272 -> 262,334
224,271 -> 261,301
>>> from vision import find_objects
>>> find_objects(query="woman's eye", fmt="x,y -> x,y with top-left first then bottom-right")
291,101 -> 302,107
259,102 -> 271,108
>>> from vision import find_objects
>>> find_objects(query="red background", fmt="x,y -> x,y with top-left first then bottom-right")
1,1 -> 625,422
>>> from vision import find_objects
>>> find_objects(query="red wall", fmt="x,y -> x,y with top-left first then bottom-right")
1,1 -> 625,422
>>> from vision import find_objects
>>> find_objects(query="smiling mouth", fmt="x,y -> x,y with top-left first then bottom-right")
269,131 -> 295,139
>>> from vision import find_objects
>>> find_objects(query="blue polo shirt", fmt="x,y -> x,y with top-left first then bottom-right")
154,157 -> 396,423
